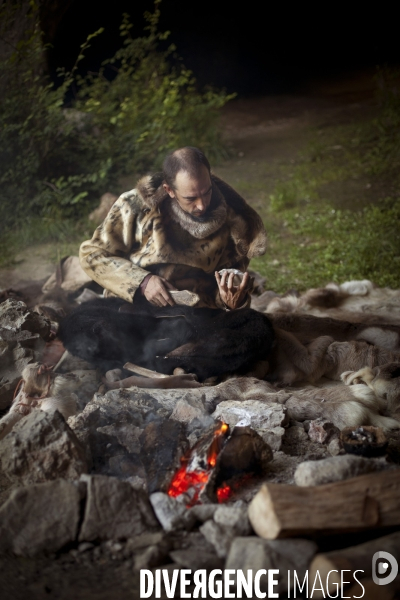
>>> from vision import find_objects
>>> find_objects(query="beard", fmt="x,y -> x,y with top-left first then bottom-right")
167,188 -> 228,239
189,211 -> 210,222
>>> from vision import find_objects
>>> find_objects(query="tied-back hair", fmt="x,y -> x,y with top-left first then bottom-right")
162,146 -> 211,189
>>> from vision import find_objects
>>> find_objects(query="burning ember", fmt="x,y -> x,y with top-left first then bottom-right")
167,421 -> 273,506
168,422 -> 231,506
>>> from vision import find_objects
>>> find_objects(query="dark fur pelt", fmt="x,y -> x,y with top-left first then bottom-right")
58,298 -> 274,381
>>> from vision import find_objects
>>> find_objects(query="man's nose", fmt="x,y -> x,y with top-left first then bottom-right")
194,198 -> 206,212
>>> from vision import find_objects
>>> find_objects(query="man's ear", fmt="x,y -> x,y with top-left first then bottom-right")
163,183 -> 175,198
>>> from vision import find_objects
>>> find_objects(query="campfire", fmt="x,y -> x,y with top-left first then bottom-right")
167,421 -> 272,506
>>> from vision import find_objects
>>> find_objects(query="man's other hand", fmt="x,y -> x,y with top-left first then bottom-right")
215,271 -> 250,310
144,275 -> 177,307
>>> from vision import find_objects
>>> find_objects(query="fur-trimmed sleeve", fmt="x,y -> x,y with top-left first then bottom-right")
79,191 -> 150,302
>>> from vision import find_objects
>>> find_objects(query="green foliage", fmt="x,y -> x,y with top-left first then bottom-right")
75,8 -> 233,174
251,70 -> 400,292
0,0 -> 233,253
252,198 -> 400,291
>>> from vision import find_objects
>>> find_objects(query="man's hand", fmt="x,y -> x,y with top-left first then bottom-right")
215,271 -> 250,310
144,275 -> 177,307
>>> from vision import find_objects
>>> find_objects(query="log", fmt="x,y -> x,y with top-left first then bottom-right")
309,531 -> 400,599
248,470 -> 400,539
123,362 -> 169,379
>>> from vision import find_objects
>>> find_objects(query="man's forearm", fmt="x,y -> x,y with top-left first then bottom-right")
79,242 -> 151,302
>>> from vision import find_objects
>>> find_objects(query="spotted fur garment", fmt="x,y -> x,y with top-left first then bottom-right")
80,173 -> 267,308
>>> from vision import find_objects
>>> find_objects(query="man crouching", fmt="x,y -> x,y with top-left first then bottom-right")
59,146 -> 273,382
79,146 -> 267,310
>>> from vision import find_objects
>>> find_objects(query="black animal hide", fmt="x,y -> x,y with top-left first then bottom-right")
58,298 -> 274,381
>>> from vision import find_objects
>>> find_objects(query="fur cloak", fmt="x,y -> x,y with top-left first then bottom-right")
79,173 -> 267,308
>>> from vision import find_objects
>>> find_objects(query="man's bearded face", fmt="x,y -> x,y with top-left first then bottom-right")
164,166 -> 213,220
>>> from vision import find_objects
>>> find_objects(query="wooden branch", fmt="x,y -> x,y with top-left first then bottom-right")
309,532 -> 400,599
248,470 -> 400,539
123,362 -> 169,379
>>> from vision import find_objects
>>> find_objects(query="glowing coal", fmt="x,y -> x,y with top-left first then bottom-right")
168,422 -> 230,506
168,422 -> 273,505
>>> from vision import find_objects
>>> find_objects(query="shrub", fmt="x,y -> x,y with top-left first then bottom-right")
0,0 -> 233,248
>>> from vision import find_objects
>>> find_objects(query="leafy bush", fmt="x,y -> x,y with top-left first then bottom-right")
0,0 -> 233,251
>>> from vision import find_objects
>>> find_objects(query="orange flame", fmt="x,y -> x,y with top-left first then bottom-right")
207,422 -> 229,468
167,422 -> 230,506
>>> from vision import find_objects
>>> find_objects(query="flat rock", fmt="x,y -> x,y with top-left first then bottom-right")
0,479 -> 83,556
199,504 -> 253,559
294,454 -> 393,487
261,427 -> 286,451
212,400 -> 287,429
184,504 -> 219,526
79,475 -> 159,541
0,299 -> 50,338
0,409 -> 88,490
214,505 -> 252,535
170,397 -> 207,423
149,492 -> 187,532
199,520 -> 235,559
226,537 -> 317,594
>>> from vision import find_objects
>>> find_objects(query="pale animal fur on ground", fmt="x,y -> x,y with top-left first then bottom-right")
0,364 -> 81,441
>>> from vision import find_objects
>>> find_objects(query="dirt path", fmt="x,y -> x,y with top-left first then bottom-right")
0,71 -> 375,292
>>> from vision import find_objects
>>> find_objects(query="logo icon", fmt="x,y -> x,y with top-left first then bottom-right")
372,551 -> 398,585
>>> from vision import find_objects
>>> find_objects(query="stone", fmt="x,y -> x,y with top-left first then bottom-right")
78,542 -> 94,553
225,537 -> 317,594
281,425 -> 316,457
213,505 -> 252,536
149,492 -> 187,532
0,332 -> 45,409
134,545 -> 167,570
125,531 -> 166,555
212,400 -> 286,460
184,504 -> 219,525
199,520 -> 234,559
108,454 -> 145,479
140,420 -> 188,493
0,479 -> 83,556
79,475 -> 159,542
186,415 -> 218,448
328,437 -> 342,456
294,454 -> 393,487
0,299 -> 52,409
0,299 -> 50,339
261,427 -> 285,451
170,397 -> 207,423
0,409 -> 88,490
169,546 -> 223,570
69,388 -> 195,477
199,503 -> 253,559
212,400 -> 287,430
308,419 -> 339,444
